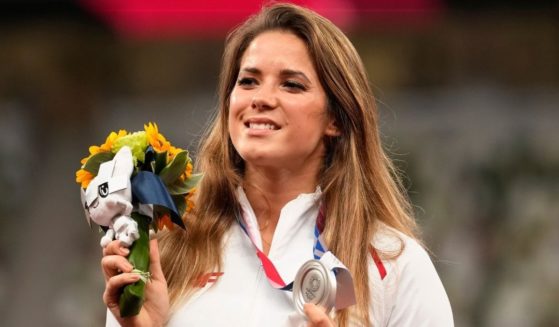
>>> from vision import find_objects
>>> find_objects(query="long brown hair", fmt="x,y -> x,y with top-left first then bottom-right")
159,3 -> 418,326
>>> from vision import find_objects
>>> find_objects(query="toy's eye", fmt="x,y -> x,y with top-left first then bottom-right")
90,198 -> 99,208
99,182 -> 109,198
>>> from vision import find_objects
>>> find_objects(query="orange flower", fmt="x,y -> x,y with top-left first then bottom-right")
156,213 -> 175,231
186,162 -> 193,177
80,129 -> 127,165
185,188 -> 196,213
76,169 -> 94,189
179,162 -> 194,181
144,122 -> 170,153
167,145 -> 182,161
186,198 -> 195,213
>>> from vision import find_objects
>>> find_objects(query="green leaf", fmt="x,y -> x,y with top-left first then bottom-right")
184,172 -> 203,190
154,151 -> 168,174
166,179 -> 189,195
172,195 -> 187,217
83,152 -> 114,176
158,150 -> 188,185
166,173 -> 203,195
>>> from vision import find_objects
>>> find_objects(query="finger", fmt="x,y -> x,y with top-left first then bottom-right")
103,240 -> 130,257
148,239 -> 165,281
304,303 -> 333,327
101,255 -> 133,281
103,273 -> 141,310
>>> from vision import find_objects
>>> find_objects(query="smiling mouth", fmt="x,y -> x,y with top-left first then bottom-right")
246,122 -> 279,130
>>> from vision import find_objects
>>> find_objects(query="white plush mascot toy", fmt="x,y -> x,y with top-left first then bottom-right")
81,146 -> 140,247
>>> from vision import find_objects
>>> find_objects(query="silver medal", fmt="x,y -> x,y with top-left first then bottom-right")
292,259 -> 337,314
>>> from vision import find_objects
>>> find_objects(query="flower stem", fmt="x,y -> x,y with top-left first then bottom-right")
119,212 -> 151,317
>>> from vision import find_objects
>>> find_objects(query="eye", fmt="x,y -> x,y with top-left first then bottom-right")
283,80 -> 307,92
237,77 -> 257,88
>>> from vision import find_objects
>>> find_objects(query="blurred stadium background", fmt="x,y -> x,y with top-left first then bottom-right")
0,0 -> 557,326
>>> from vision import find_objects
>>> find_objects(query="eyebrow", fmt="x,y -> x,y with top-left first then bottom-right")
240,67 -> 312,84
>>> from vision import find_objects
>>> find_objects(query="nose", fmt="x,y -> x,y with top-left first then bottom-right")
251,85 -> 278,111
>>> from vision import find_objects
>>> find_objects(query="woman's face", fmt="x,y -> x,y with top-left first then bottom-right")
228,30 -> 338,173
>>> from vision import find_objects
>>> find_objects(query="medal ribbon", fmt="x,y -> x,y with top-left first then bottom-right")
236,207 -> 356,309
236,214 -> 292,290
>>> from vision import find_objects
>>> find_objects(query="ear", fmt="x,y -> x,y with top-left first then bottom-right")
112,146 -> 134,177
80,187 -> 92,227
324,118 -> 341,137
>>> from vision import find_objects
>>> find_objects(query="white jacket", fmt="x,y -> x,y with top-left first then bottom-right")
108,187 -> 453,326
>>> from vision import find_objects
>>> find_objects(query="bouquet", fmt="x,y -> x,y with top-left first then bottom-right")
75,122 -> 200,317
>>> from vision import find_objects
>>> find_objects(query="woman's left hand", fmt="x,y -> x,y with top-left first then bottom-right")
304,303 -> 334,327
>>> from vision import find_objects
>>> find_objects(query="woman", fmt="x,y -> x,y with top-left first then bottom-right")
102,3 -> 453,326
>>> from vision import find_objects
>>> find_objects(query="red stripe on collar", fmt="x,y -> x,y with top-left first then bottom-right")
369,246 -> 387,280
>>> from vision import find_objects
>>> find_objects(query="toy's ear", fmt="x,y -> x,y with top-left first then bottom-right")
80,187 -> 92,227
112,146 -> 134,177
